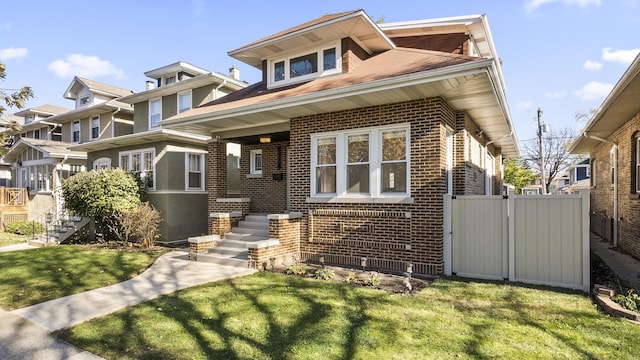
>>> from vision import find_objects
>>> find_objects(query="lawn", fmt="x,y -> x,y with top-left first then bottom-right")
0,232 -> 30,247
57,272 -> 640,360
0,245 -> 166,310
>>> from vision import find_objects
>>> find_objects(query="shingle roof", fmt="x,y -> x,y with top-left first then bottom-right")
4,138 -> 86,162
172,47 -> 481,119
77,77 -> 134,97
14,104 -> 72,117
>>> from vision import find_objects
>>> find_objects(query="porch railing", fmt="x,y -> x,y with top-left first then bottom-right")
0,187 -> 28,207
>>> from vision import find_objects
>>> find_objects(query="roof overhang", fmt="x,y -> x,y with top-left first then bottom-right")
46,100 -> 133,124
570,54 -> 640,153
228,10 -> 396,69
118,73 -> 246,104
4,139 -> 86,163
68,128 -> 211,152
163,59 -> 519,158
144,62 -> 209,78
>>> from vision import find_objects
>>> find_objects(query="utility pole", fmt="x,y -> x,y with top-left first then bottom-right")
537,108 -> 546,194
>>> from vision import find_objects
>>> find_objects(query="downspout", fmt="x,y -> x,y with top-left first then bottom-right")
111,107 -> 121,138
584,132 -> 618,247
39,121 -> 60,140
214,80 -> 227,100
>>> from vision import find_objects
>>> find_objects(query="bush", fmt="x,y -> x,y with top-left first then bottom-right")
613,289 -> 640,312
112,202 -> 162,249
5,220 -> 45,235
362,272 -> 381,287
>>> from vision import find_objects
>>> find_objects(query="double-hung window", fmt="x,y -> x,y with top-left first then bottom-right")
311,124 -> 410,200
72,120 -> 80,143
120,148 -> 155,190
178,91 -> 192,114
186,153 -> 204,190
149,98 -> 162,128
91,115 -> 100,139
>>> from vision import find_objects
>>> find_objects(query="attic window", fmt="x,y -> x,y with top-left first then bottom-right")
269,40 -> 341,88
165,76 -> 176,85
80,97 -> 90,106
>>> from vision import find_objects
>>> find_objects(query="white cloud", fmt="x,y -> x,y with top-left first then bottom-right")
48,54 -> 126,79
0,47 -> 28,61
525,0 -> 601,11
517,100 -> 533,111
601,47 -> 640,65
545,91 -> 566,98
583,60 -> 603,71
573,81 -> 613,100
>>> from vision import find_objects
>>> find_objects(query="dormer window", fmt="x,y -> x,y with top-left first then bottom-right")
25,115 -> 34,124
80,96 -> 90,106
269,41 -> 341,88
165,76 -> 176,85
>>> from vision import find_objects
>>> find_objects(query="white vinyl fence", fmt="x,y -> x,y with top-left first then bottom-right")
444,191 -> 590,292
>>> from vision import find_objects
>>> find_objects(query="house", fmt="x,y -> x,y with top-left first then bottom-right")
70,62 -> 248,241
0,113 -> 25,186
4,77 -> 134,218
570,53 -> 640,259
163,10 -> 519,276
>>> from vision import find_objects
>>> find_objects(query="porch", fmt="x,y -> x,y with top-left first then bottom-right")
0,187 -> 29,231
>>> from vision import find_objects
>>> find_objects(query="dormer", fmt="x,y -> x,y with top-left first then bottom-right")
143,62 -> 209,89
14,105 -> 70,124
228,9 -> 395,90
63,77 -> 133,110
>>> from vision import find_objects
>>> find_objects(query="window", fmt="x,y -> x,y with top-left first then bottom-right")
51,126 -> 62,141
186,153 -> 204,190
311,124 -> 410,199
591,159 -> 597,187
25,115 -> 34,123
33,129 -> 40,139
269,41 -> 341,87
610,146 -> 616,186
178,91 -> 191,114
91,115 -> 100,139
80,96 -> 90,106
72,120 -> 80,143
164,76 -> 176,85
93,157 -> 111,170
250,149 -> 262,175
149,98 -> 161,128
120,149 -> 155,189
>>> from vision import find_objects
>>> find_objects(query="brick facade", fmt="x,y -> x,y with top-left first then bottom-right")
590,112 -> 640,259
241,141 -> 288,213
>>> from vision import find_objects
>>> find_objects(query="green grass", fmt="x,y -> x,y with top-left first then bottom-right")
57,273 -> 640,359
0,232 -> 30,247
0,245 -> 166,310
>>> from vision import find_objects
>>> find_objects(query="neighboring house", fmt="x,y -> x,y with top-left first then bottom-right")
0,113 -> 25,186
71,62 -> 248,241
567,158 -> 590,184
4,77 -> 135,218
163,10 -> 519,275
570,53 -> 640,259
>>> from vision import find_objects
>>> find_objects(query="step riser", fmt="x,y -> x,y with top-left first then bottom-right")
209,247 -> 245,256
195,254 -> 248,267
244,215 -> 269,223
231,227 -> 269,236
238,221 -> 269,230
224,233 -> 266,241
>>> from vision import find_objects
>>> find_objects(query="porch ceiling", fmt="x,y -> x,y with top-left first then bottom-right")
165,69 -> 518,158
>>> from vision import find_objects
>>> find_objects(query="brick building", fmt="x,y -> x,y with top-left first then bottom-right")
166,10 -> 520,275
570,54 -> 640,259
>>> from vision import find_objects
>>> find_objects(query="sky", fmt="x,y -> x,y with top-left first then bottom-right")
1,0 -> 639,148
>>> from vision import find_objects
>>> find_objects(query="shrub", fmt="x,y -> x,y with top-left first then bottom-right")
314,268 -> 335,280
5,220 -> 45,235
112,202 -> 162,249
362,272 -> 381,287
613,289 -> 640,312
286,261 -> 308,276
343,272 -> 358,284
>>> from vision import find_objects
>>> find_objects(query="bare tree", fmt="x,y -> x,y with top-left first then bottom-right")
523,127 -> 582,194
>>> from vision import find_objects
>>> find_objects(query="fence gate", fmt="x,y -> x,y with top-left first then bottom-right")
444,191 -> 590,292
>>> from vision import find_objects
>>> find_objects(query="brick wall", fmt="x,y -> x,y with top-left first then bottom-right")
590,112 -> 640,259
241,141 -> 288,213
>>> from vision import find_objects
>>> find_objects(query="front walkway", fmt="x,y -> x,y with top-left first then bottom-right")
591,233 -> 640,290
0,249 -> 256,359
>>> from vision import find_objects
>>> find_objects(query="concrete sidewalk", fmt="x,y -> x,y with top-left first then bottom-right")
1,250 -> 256,359
0,243 -> 38,253
590,233 -> 640,290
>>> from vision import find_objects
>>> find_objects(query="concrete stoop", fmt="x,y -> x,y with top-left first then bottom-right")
198,215 -> 270,268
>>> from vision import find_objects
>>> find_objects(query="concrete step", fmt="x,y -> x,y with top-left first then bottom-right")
245,214 -> 269,223
215,239 -> 262,248
237,220 -> 269,230
208,246 -> 246,256
231,227 -> 269,236
224,232 -> 268,241
195,252 -> 248,267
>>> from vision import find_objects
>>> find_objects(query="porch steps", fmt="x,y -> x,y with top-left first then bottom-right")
30,215 -> 88,247
196,214 -> 269,267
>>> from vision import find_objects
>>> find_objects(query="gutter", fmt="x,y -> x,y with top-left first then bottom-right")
111,107 -> 121,138
584,132 -> 618,247
214,80 -> 227,100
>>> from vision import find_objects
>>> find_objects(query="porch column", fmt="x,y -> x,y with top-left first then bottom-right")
208,140 -> 228,234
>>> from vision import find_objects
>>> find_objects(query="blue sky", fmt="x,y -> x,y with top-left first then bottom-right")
1,0 -> 638,146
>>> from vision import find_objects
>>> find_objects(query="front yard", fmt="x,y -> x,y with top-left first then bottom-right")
57,272 -> 640,360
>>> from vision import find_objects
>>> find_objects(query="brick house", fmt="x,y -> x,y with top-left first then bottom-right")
164,10 -> 519,275
570,53 -> 640,259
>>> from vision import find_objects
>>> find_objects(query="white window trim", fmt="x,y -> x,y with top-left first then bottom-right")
119,148 -> 156,190
310,123 -> 411,202
149,98 -> 162,129
249,149 -> 263,176
268,40 -> 341,89
177,90 -> 192,114
91,115 -> 100,140
93,157 -> 111,170
72,120 -> 81,143
185,152 -> 205,191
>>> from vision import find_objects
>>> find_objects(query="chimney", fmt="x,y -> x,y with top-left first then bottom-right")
229,65 -> 240,81
145,80 -> 155,91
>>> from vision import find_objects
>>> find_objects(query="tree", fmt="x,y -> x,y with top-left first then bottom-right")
523,127 -> 582,194
503,158 -> 536,194
0,62 -> 34,155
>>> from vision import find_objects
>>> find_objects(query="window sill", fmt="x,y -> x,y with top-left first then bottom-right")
629,193 -> 640,200
246,174 -> 262,179
306,196 -> 414,204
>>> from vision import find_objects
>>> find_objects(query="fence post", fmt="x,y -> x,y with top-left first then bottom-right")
508,193 -> 516,282
581,189 -> 591,292
443,194 -> 452,276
